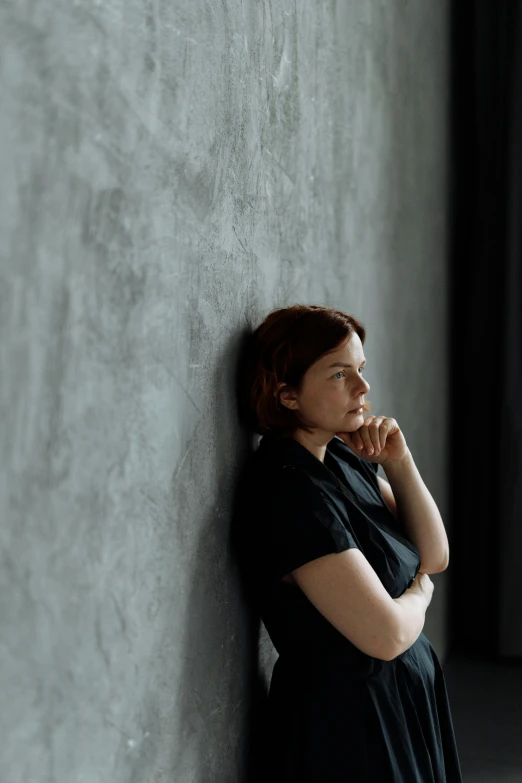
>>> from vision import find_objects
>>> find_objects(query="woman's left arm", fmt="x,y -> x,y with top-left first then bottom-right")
381,450 -> 449,574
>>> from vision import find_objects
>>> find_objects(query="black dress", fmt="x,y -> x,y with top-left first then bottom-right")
235,431 -> 463,783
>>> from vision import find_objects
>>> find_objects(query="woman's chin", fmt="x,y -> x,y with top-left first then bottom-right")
335,423 -> 360,436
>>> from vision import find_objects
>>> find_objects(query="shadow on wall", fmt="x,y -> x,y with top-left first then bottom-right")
229,326 -> 274,781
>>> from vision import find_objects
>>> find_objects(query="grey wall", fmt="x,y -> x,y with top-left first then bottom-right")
1,1 -> 450,781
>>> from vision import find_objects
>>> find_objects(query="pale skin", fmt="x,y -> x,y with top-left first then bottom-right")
276,332 -> 450,576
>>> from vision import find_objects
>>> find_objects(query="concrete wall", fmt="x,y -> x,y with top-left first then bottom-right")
1,1 -> 449,780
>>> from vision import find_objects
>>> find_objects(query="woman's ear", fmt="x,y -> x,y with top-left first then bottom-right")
277,383 -> 299,411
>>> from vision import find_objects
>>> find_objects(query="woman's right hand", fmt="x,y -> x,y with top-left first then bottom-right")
409,572 -> 435,608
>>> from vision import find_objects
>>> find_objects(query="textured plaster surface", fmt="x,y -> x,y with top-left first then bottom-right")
1,1 -> 449,780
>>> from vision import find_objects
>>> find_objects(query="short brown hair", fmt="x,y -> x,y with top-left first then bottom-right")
236,304 -> 373,437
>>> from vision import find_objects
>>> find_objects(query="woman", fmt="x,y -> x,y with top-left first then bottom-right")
234,304 -> 463,782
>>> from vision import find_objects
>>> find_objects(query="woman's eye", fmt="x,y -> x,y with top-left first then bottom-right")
334,369 -> 365,379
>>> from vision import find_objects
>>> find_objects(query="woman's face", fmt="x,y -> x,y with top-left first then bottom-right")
279,332 -> 370,436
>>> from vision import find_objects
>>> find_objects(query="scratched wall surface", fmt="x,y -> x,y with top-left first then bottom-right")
1,1 -> 450,781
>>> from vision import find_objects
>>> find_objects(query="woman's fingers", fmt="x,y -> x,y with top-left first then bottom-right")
360,416 -> 385,454
369,417 -> 384,453
358,417 -> 376,453
354,432 -> 365,450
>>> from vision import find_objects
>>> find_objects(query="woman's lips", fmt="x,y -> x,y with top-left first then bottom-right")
349,407 -> 363,413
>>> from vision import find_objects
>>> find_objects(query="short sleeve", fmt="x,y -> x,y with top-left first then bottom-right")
265,466 -> 359,580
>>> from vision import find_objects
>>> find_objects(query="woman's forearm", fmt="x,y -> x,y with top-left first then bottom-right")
382,450 -> 449,573
392,588 -> 428,655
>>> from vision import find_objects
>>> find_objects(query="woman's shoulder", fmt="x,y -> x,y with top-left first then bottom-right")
239,451 -> 328,520
247,453 -> 322,494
